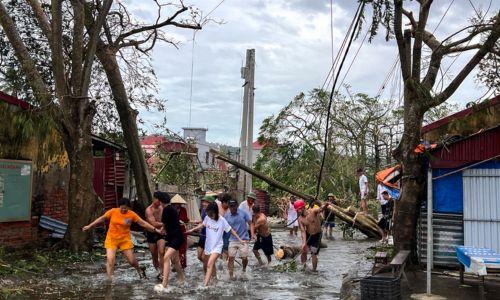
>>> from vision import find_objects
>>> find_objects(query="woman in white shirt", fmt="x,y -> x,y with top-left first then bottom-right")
187,202 -> 245,286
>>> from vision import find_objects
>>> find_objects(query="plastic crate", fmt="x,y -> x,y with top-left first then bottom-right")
361,274 -> 401,300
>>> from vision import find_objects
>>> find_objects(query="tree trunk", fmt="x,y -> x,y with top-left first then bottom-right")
60,97 -> 100,251
96,45 -> 153,208
393,92 -> 426,251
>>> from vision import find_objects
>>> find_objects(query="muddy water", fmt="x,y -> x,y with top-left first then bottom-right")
14,228 -> 373,299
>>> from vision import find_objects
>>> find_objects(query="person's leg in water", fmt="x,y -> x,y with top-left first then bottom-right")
204,253 -> 220,286
294,226 -> 298,236
253,249 -> 264,266
311,254 -> 318,271
301,244 -> 308,269
157,239 -> 166,275
148,242 -> 159,271
197,246 -> 207,273
105,248 -> 117,281
161,247 -> 184,287
122,249 -> 146,278
228,242 -> 236,279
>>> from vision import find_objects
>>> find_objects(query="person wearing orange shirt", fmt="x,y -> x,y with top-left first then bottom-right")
83,198 -> 160,281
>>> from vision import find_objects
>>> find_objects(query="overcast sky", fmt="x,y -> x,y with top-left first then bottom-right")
127,0 -> 499,146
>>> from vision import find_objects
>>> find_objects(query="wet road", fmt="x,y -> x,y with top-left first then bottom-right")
14,228 -> 373,299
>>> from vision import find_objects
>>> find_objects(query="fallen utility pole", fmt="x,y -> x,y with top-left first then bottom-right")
211,149 -> 382,239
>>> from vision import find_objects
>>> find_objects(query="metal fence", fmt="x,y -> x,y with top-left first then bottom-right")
417,210 -> 464,267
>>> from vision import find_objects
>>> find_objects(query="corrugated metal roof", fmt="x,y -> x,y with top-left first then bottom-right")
430,125 -> 500,168
422,95 -> 500,133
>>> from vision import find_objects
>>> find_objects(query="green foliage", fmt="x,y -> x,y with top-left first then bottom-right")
339,221 -> 355,239
0,102 -> 62,162
255,88 -> 402,200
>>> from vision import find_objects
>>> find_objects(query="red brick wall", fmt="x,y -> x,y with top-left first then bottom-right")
0,217 -> 37,247
42,187 -> 68,223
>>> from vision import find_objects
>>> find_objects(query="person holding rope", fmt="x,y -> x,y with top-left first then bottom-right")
159,201 -> 185,289
187,202 -> 246,286
82,198 -> 160,281
145,191 -> 170,279
377,191 -> 394,243
252,205 -> 274,266
296,199 -> 329,272
225,199 -> 253,279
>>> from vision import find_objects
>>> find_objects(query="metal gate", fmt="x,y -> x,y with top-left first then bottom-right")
463,168 -> 500,252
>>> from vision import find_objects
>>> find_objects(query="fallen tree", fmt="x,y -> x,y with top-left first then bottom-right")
211,149 -> 382,239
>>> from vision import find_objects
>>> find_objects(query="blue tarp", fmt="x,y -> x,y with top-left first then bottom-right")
432,160 -> 500,213
433,168 -> 463,213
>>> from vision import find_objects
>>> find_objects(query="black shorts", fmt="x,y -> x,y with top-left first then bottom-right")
146,231 -> 165,244
253,234 -> 274,256
166,233 -> 185,251
378,216 -> 391,230
198,237 -> 206,248
306,232 -> 322,255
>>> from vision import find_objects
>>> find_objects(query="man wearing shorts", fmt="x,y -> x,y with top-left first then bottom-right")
252,205 -> 273,266
296,199 -> 330,271
357,168 -> 369,214
145,191 -> 170,277
225,199 -> 252,279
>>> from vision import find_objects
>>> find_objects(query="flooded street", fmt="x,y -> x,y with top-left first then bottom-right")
8,228 -> 374,299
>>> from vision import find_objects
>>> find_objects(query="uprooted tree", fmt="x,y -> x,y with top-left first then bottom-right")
362,0 -> 500,250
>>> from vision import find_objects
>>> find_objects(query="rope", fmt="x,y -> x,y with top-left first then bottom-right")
313,1 -> 365,203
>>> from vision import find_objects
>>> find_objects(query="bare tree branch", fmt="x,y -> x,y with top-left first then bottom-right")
81,0 -> 113,95
394,0 -> 411,80
431,14 -> 500,107
25,0 -> 52,43
50,0 -> 67,97
0,1 -> 53,106
115,5 -> 201,47
411,0 -> 433,81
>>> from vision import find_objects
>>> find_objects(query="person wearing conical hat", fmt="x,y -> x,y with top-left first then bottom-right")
170,194 -> 189,269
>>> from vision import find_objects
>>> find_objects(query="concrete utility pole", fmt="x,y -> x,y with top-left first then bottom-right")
238,49 -> 255,199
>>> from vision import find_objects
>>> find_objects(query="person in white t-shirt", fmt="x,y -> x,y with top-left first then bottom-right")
285,196 -> 299,236
376,183 -> 388,206
357,168 -> 369,214
187,202 -> 246,286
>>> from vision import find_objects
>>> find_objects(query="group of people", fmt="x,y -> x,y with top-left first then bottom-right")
82,191 -> 278,289
81,167 -> 395,290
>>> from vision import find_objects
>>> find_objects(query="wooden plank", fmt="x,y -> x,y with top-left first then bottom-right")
390,250 -> 410,266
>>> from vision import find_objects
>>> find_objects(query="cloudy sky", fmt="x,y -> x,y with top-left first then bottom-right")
127,0 -> 498,146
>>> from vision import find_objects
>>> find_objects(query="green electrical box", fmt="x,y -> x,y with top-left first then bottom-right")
0,159 -> 33,222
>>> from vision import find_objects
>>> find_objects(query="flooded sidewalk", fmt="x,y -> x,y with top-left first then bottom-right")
1,228 -> 374,299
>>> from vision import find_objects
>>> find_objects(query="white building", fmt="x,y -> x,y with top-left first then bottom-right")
182,127 -> 217,170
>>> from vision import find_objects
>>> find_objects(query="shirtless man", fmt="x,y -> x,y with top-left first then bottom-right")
251,205 -> 273,266
145,191 -> 169,277
295,199 -> 327,272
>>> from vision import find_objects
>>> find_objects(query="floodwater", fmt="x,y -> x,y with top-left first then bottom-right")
8,228 -> 374,299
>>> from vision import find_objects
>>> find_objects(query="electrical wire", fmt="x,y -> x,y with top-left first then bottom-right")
314,1 -> 365,202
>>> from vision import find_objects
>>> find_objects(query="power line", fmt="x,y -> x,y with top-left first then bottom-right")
314,1 -> 365,201
336,25 -> 370,94
188,30 -> 197,127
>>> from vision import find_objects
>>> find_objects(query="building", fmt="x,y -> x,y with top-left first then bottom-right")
417,96 -> 500,267
182,127 -> 218,170
252,140 -> 264,165
0,91 -> 126,247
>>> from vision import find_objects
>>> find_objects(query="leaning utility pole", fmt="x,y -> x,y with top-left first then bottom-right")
238,49 -> 255,199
